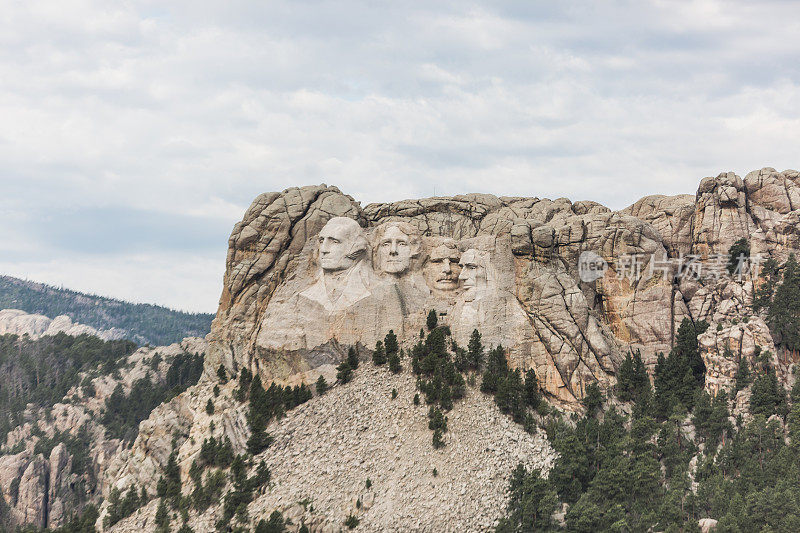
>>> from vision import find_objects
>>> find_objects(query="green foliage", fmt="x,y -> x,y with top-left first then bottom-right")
767,254 -> 800,352
427,309 -> 439,331
344,514 -> 360,529
524,369 -> 541,409
581,383 -> 603,416
749,363 -> 787,418
102,351 -> 203,442
735,355 -> 751,391
429,406 -> 448,449
50,503 -> 99,533
467,329 -> 485,371
156,449 -> 182,506
216,364 -> 228,384
616,349 -> 649,403
155,499 -> 170,533
245,375 -> 312,455
727,238 -> 750,274
495,465 -> 558,533
255,510 -> 286,533
372,340 -> 387,366
653,318 -> 708,417
336,361 -> 353,384
218,455 -> 274,528
0,332 -> 137,442
104,485 -> 145,528
315,374 -> 328,395
0,275 -> 213,346
347,346 -> 360,369
753,257 -> 780,312
388,351 -> 402,373
199,436 -> 234,467
384,330 -> 399,356
205,398 -> 215,415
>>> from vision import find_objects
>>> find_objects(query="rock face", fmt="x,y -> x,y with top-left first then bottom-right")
0,309 -> 126,340
107,365 -> 555,533
206,169 -> 800,407
0,337 -> 207,530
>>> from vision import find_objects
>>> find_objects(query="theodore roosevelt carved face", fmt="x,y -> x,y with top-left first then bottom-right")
424,241 -> 462,294
374,222 -> 420,275
317,217 -> 367,272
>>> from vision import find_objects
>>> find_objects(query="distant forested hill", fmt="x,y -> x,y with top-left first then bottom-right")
0,275 -> 214,346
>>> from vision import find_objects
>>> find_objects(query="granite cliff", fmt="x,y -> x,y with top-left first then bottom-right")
206,167 -> 800,408
5,167 -> 800,532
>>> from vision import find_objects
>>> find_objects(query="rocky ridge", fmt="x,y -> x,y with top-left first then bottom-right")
0,308 -> 126,341
106,363 -> 554,533
0,337 -> 206,530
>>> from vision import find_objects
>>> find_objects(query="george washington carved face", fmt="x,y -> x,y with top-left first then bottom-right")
317,217 -> 367,272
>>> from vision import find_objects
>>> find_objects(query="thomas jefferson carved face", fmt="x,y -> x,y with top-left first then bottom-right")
458,249 -> 489,291
317,217 -> 367,272
375,223 -> 420,275
424,243 -> 462,293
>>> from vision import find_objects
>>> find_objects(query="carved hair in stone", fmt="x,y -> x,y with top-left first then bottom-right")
423,239 -> 462,296
458,249 -> 493,301
317,217 -> 368,272
373,221 -> 421,276
300,217 -> 372,312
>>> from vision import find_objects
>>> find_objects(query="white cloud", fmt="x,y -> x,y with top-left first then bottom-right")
1,0 -> 799,311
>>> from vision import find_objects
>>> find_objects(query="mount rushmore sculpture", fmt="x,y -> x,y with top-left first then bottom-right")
257,216 -> 530,361
207,185 -> 632,407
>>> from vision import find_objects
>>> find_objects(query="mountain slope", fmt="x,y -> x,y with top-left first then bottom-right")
0,275 -> 213,346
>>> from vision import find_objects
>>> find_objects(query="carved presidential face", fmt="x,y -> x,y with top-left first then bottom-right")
317,217 -> 366,272
376,224 -> 420,274
424,244 -> 462,292
458,249 -> 489,291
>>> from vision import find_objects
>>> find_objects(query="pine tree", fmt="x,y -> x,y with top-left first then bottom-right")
336,361 -> 353,384
427,309 -> 438,331
388,352 -> 402,374
735,355 -> 751,391
617,351 -> 636,402
727,238 -> 750,275
255,511 -> 286,533
750,363 -> 787,417
582,383 -> 603,416
155,499 -> 170,533
432,428 -> 445,449
768,254 -> 800,352
347,346 -> 360,369
467,329 -> 484,370
216,364 -> 228,384
205,398 -> 214,415
384,330 -> 399,356
315,375 -> 328,395
524,368 -> 540,409
372,340 -> 387,366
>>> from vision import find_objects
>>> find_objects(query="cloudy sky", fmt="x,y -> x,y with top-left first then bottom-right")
1,0 -> 799,312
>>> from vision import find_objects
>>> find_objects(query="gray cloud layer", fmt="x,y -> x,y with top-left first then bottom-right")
1,0 -> 799,311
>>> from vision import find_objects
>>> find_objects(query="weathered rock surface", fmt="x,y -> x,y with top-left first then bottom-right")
12,167 -> 800,531
206,169 -> 800,408
0,308 -> 126,340
0,337 -> 207,530
107,364 -> 554,533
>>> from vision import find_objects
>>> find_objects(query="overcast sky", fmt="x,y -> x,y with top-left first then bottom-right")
1,0 -> 799,313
